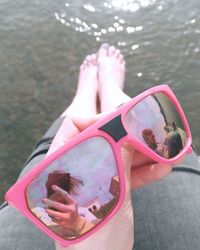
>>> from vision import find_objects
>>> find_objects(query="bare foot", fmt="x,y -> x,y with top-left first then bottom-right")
61,54 -> 98,117
76,54 -> 98,96
97,44 -> 130,112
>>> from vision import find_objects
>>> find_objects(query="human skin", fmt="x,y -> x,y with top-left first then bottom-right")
43,186 -> 95,235
45,45 -> 173,250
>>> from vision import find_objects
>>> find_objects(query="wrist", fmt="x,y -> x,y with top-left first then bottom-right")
75,217 -> 94,235
75,217 -> 87,234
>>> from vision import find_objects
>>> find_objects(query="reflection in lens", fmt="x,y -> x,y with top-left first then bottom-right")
26,137 -> 119,240
125,92 -> 187,159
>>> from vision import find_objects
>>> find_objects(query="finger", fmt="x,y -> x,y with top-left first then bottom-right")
51,217 -> 70,226
46,116 -> 80,157
131,150 -> 185,169
46,208 -> 71,221
42,198 -> 73,213
52,185 -> 75,204
51,216 -> 62,224
172,155 -> 185,166
131,150 -> 155,168
131,163 -> 172,190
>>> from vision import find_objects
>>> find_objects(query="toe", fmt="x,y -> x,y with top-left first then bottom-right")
80,64 -> 85,71
119,54 -> 124,63
80,54 -> 97,69
108,46 -> 116,57
83,55 -> 93,66
82,59 -> 88,68
114,49 -> 121,58
97,43 -> 109,58
91,53 -> 97,65
85,55 -> 91,64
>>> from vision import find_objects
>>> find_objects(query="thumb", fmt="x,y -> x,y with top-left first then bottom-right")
131,163 -> 172,190
71,112 -> 110,132
121,144 -> 134,197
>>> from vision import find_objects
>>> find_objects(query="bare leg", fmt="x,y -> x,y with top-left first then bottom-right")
97,44 -> 131,112
61,54 -> 98,117
46,54 -> 98,156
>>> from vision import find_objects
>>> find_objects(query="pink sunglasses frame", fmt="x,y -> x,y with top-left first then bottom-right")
5,84 -> 192,247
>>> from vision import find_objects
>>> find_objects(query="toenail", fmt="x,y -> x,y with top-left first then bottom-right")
100,43 -> 109,49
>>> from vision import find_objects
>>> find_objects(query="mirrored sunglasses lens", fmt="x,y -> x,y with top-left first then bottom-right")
125,92 -> 188,159
25,137 -> 120,240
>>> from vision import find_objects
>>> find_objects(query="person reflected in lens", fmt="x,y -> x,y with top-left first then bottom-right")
172,121 -> 187,147
164,123 -> 183,158
42,170 -> 99,239
142,128 -> 169,158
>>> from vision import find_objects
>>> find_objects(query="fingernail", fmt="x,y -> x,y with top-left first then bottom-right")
52,185 -> 58,190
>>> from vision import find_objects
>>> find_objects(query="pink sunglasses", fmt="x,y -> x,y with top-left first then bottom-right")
5,84 -> 192,247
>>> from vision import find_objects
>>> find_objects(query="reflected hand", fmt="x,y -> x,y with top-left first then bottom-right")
43,185 -> 80,230
43,185 -> 94,234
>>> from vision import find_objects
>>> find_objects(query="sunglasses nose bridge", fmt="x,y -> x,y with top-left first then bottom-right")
98,114 -> 128,143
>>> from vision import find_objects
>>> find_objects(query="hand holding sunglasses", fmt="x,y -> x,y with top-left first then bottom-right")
5,85 -> 192,247
49,114 -> 135,250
